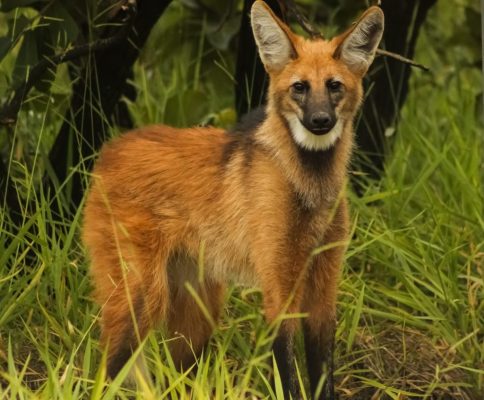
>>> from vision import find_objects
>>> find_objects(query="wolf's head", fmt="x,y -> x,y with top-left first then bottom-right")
251,1 -> 384,151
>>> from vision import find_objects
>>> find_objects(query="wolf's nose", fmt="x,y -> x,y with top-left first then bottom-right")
310,112 -> 334,131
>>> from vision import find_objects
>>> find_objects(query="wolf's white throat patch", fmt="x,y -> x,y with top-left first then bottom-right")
284,113 -> 343,151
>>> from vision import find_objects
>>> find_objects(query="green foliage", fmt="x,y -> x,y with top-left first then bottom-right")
128,1 -> 237,128
418,1 -> 481,97
1,76 -> 482,398
0,0 -> 41,12
0,1 -> 80,94
340,75 -> 483,397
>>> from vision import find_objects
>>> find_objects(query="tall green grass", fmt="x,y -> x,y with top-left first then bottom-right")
0,3 -> 482,400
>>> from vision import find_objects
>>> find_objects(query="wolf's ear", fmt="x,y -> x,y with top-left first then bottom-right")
334,7 -> 384,75
251,1 -> 297,72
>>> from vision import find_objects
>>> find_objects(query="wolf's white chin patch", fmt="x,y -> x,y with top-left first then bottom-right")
284,114 -> 343,151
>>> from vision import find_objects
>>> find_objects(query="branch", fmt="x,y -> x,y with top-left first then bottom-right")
278,0 -> 323,39
0,0 -> 137,126
279,0 -> 429,71
376,48 -> 430,72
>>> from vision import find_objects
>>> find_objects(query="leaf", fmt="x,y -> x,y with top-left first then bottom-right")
0,37 -> 11,61
12,30 -> 39,86
45,1 -> 79,47
179,0 -> 201,9
9,2 -> 81,92
164,89 -> 210,126
0,15 -> 30,62
32,27 -> 57,92
465,6 -> 481,42
0,0 -> 46,12
207,14 -> 240,51
199,0 -> 232,16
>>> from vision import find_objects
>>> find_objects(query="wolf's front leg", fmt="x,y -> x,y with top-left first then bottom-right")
302,230 -> 347,398
302,252 -> 339,400
272,320 -> 301,399
259,263 -> 307,399
303,318 -> 336,400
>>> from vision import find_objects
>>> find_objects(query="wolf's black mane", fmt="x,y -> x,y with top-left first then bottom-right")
228,106 -> 267,136
221,106 -> 266,168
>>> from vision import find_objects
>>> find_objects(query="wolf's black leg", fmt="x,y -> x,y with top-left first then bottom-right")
303,322 -> 335,400
273,327 -> 301,399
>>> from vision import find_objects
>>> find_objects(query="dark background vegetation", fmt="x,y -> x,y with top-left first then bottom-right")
0,0 -> 480,219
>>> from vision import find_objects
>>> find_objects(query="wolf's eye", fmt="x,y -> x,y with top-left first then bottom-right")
292,81 -> 308,93
327,80 -> 343,92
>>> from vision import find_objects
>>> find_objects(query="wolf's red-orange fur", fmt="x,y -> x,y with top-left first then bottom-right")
83,2 -> 383,398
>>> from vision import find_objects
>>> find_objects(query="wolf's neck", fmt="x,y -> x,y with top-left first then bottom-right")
256,111 -> 353,209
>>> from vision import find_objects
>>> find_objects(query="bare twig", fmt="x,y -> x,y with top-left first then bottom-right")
376,48 -> 430,72
0,1 -> 137,126
278,0 -> 323,39
279,0 -> 429,71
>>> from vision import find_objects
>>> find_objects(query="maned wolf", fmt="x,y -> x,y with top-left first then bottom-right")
83,1 -> 384,398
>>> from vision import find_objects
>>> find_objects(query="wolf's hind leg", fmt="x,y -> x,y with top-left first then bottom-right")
97,246 -> 171,383
166,276 -> 225,371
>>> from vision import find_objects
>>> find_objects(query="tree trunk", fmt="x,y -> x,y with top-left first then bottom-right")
47,0 -> 172,213
235,0 -> 283,118
353,0 -> 437,185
